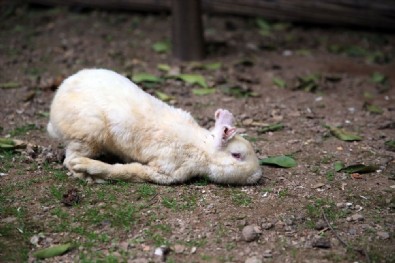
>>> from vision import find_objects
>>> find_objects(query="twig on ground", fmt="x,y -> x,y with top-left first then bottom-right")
146,193 -> 159,207
321,208 -> 370,263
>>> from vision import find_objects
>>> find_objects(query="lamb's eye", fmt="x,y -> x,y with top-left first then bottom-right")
231,153 -> 241,159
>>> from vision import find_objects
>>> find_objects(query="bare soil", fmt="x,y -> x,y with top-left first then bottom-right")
0,4 -> 394,263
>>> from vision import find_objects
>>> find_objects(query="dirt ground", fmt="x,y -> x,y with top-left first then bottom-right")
1,4 -> 394,263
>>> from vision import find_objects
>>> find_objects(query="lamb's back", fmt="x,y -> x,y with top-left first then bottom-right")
49,69 -> 198,146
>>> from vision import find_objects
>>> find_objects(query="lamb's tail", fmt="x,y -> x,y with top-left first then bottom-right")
47,122 -> 60,139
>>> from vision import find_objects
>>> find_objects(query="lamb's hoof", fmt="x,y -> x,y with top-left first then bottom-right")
69,157 -> 92,173
69,157 -> 108,179
94,178 -> 106,184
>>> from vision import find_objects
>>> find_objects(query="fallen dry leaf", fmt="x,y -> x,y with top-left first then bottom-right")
62,188 -> 80,206
351,173 -> 363,179
311,183 -> 326,189
23,91 -> 36,102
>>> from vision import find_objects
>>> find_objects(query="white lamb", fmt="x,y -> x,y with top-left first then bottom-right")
48,69 -> 262,185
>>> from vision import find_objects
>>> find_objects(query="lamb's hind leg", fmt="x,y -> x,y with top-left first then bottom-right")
63,141 -> 102,183
69,157 -> 177,185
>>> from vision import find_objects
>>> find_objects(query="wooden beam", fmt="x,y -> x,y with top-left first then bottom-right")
28,0 -> 395,31
171,0 -> 204,61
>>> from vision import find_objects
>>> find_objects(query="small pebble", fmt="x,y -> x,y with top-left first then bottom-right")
346,202 -> 353,208
262,249 -> 272,258
242,225 -> 261,242
154,245 -> 170,261
312,236 -> 331,249
261,222 -> 273,230
173,244 -> 186,254
347,213 -> 364,222
30,234 -> 43,246
190,246 -> 197,254
315,219 -> 326,230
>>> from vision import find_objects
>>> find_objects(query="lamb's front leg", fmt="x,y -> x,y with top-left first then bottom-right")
69,157 -> 176,184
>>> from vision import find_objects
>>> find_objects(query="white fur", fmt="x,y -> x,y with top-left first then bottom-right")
48,69 -> 262,185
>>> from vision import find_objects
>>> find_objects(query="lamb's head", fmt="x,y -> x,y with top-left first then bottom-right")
207,109 -> 262,185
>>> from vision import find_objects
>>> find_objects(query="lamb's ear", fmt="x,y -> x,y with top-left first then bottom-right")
222,125 -> 237,141
213,124 -> 237,148
213,109 -> 237,148
214,108 -> 234,127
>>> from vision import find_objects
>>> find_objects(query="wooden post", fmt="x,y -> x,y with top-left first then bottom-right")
171,0 -> 204,61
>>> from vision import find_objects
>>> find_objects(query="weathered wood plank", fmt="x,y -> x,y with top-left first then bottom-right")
28,0 -> 395,30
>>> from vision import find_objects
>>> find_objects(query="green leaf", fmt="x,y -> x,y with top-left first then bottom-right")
272,22 -> 291,31
0,143 -> 15,149
0,138 -> 16,150
256,18 -> 271,36
220,85 -> 258,98
365,104 -> 383,114
256,18 -> 271,30
334,161 -> 345,172
33,243 -> 73,259
204,62 -> 222,70
0,82 -> 20,89
154,91 -> 172,102
241,135 -> 257,142
326,125 -> 362,141
177,74 -> 208,88
0,138 -> 16,146
295,74 -> 320,92
192,88 -> 216,96
344,46 -> 367,57
157,64 -> 171,72
338,164 -> 378,174
132,73 -> 162,84
152,41 -> 170,53
258,123 -> 284,133
259,155 -> 297,168
384,140 -> 395,152
371,72 -> 387,85
272,77 -> 286,88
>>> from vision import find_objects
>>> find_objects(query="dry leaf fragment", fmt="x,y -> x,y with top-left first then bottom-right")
62,188 -> 80,206
312,183 -> 326,189
351,173 -> 363,179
